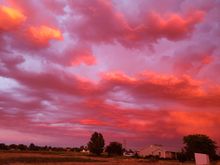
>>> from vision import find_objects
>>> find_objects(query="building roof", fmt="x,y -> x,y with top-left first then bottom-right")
139,144 -> 180,153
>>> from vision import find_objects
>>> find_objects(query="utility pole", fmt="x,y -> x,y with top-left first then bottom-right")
123,139 -> 127,150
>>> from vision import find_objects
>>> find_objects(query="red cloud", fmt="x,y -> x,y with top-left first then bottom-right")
0,5 -> 26,31
1,67 -> 220,147
169,111 -> 220,140
75,99 -> 220,145
0,0 -> 219,148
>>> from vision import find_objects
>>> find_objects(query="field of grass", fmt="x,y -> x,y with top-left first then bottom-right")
0,151 -> 219,165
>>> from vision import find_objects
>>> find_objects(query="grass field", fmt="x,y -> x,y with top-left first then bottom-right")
0,151 -> 219,165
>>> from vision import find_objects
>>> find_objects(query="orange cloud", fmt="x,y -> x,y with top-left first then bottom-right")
28,25 -> 63,45
100,71 -> 220,108
101,71 -> 136,85
102,71 -> 205,99
0,5 -> 26,31
80,119 -> 107,126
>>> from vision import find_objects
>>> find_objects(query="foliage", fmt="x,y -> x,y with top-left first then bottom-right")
71,147 -> 81,152
105,142 -> 123,156
88,132 -> 105,155
17,144 -> 28,151
183,134 -> 217,160
177,152 -> 187,162
29,143 -> 37,151
9,144 -> 17,150
0,143 -> 8,150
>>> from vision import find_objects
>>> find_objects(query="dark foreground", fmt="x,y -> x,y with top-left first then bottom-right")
0,151 -> 219,165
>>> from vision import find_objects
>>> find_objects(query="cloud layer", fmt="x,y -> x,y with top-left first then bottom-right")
0,0 -> 220,149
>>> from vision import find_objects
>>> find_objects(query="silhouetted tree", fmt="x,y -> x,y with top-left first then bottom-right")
177,151 -> 187,162
105,142 -> 123,156
88,132 -> 105,155
183,134 -> 217,160
43,145 -> 49,151
0,143 -> 8,150
17,144 -> 27,151
29,143 -> 37,151
9,144 -> 17,150
71,147 -> 81,152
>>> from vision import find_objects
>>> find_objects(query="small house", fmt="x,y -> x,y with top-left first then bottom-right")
138,144 -> 179,159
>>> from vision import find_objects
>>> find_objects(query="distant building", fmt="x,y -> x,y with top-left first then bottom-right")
123,150 -> 136,157
81,149 -> 90,153
138,144 -> 179,159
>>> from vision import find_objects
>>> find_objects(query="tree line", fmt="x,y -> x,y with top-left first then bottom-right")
0,143 -> 84,152
0,133 -> 219,161
87,132 -> 219,161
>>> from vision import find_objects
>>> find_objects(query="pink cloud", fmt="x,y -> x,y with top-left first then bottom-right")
173,44 -> 216,75
131,11 -> 204,43
68,0 -> 204,48
56,45 -> 97,66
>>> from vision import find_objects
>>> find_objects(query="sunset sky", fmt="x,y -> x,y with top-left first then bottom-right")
0,0 -> 220,149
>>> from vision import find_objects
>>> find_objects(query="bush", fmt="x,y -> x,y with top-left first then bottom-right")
105,142 -> 123,156
177,152 -> 187,162
183,134 -> 217,160
0,143 -> 8,150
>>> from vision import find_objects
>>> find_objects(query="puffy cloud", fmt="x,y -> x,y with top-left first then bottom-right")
68,0 -> 204,48
131,11 -> 204,43
68,0 -> 130,44
0,5 -> 26,31
28,25 -> 63,45
53,45 -> 97,66
101,71 -> 220,108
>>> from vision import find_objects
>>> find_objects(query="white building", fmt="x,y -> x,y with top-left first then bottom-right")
138,144 -> 179,159
195,153 -> 210,165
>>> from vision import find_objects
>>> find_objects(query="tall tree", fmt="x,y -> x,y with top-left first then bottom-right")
88,132 -> 105,155
29,143 -> 37,151
183,134 -> 217,160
